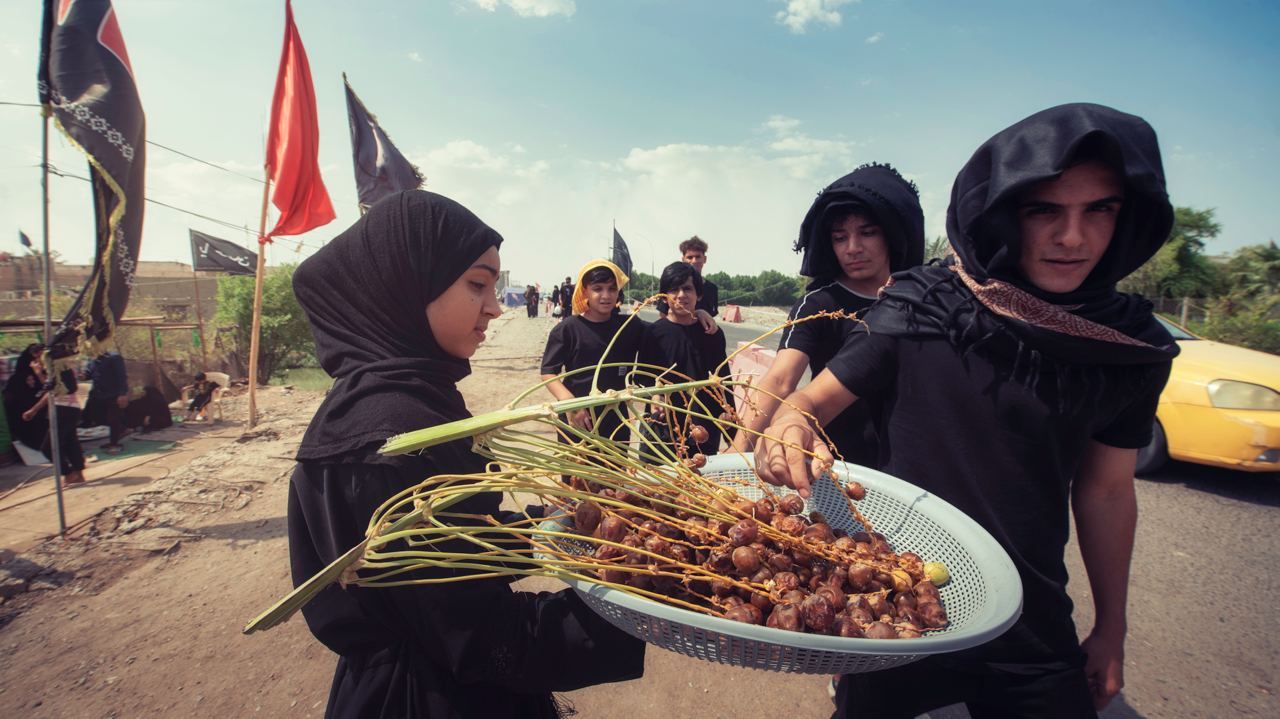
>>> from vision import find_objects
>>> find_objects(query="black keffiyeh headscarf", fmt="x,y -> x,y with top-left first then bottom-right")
795,162 -> 925,289
868,103 -> 1180,368
293,190 -> 503,465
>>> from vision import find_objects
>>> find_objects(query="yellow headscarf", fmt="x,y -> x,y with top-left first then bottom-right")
571,259 -> 630,316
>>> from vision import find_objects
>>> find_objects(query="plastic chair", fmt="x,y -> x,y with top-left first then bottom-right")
182,371 -> 229,421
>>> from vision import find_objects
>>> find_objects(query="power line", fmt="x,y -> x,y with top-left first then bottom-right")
43,163 -> 330,254
4,99 -> 264,185
146,139 -> 265,184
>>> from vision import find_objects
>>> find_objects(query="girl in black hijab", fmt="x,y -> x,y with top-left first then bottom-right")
4,343 -> 48,450
756,104 -> 1178,717
288,190 -> 644,719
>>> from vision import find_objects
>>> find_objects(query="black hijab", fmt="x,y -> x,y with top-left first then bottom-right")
293,190 -> 503,465
795,162 -> 925,288
870,103 -> 1179,367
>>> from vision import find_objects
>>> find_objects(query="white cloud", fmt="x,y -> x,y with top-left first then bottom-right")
774,0 -> 857,35
407,118 -> 885,283
864,31 -> 883,44
407,51 -> 424,63
467,0 -> 576,18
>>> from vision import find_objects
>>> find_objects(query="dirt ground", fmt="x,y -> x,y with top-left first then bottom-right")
0,310 -> 831,719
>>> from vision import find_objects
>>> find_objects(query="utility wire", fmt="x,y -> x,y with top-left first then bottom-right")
44,163 -> 329,254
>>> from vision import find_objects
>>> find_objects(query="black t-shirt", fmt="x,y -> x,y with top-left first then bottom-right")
638,318 -> 729,455
776,281 -> 879,466
826,323 -> 1170,657
560,283 -> 574,310
541,314 -> 645,398
541,313 -> 644,448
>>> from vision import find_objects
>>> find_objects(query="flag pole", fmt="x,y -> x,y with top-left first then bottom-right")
40,106 -> 67,537
247,172 -> 271,427
190,266 -> 209,369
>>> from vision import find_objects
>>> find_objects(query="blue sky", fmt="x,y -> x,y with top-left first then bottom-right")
1,0 -> 1277,288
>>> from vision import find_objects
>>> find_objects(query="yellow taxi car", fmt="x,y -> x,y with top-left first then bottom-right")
1137,317 -> 1280,475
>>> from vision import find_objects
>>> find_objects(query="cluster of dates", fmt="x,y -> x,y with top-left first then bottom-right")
569,481 -> 948,640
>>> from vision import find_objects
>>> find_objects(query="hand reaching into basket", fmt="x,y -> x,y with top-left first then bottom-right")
754,371 -> 857,497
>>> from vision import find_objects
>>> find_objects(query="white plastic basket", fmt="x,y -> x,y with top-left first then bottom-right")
543,453 -> 1022,674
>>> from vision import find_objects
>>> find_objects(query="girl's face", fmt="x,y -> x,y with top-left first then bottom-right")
426,246 -> 502,359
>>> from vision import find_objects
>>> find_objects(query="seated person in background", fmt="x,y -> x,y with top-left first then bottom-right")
183,372 -> 219,421
125,386 -> 173,433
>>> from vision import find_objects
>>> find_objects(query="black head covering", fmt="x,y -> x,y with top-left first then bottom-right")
293,190 -> 503,464
871,103 -> 1178,367
947,102 -> 1173,303
795,163 -> 925,287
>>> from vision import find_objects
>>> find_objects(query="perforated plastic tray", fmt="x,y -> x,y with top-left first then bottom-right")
542,453 -> 1022,674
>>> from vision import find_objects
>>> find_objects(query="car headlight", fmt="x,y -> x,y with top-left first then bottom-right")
1207,380 -> 1280,410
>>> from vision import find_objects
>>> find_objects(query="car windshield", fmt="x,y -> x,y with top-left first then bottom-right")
1156,315 -> 1198,340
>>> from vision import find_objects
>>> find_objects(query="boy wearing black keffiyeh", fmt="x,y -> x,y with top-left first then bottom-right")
755,104 -> 1179,718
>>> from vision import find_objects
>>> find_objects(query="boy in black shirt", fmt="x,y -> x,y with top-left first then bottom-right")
733,163 -> 924,467
540,261 -> 643,444
756,104 -> 1180,718
639,261 -> 729,458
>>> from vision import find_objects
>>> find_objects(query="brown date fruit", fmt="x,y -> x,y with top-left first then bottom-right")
776,515 -> 806,537
732,545 -> 761,574
750,592 -> 774,613
594,515 -> 627,543
844,481 -> 867,501
773,571 -> 800,592
599,568 -> 627,584
689,424 -> 711,444
724,603 -> 762,625
779,494 -> 806,516
710,578 -> 735,598
781,589 -> 807,606
594,543 -> 623,562
728,519 -> 759,547
801,593 -> 837,633
917,601 -> 948,629
847,563 -> 875,591
833,613 -> 864,638
803,523 -> 835,544
914,579 -> 941,604
766,603 -> 803,632
863,621 -> 897,639
897,626 -> 923,639
893,592 -> 918,612
574,501 -> 603,534
750,567 -> 774,585
866,592 -> 891,617
767,552 -> 794,573
815,584 -> 846,609
753,498 -> 775,524
847,604 -> 875,625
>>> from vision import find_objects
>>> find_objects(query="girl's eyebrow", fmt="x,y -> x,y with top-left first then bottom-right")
471,263 -> 500,278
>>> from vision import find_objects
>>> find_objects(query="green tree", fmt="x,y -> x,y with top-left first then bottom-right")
215,264 -> 314,384
925,235 -> 951,262
1223,241 -> 1280,299
1120,206 -> 1224,298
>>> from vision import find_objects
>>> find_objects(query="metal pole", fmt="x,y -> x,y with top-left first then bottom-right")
247,172 -> 271,427
149,327 -> 161,387
191,268 -> 209,368
41,108 -> 67,537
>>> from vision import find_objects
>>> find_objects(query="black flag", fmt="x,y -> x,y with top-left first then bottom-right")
190,230 -> 257,276
344,74 -> 423,212
612,227 -> 634,279
38,0 -> 145,355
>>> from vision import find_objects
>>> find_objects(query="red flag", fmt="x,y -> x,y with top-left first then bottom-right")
265,0 -> 334,240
